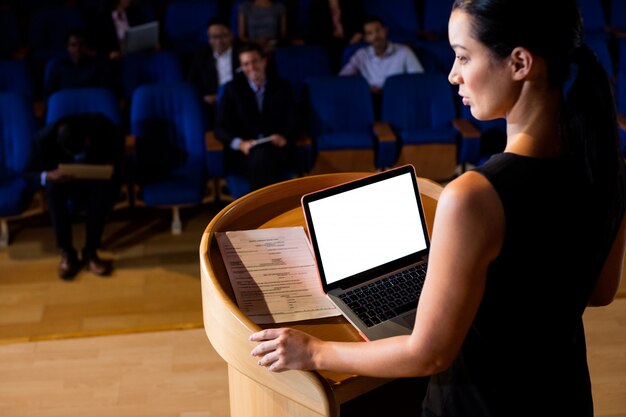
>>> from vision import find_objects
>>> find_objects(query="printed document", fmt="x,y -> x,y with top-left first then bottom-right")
216,226 -> 339,323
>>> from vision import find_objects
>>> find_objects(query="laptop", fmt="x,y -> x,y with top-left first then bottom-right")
123,21 -> 159,54
301,165 -> 430,341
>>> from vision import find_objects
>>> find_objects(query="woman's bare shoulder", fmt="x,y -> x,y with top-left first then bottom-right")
440,171 -> 500,210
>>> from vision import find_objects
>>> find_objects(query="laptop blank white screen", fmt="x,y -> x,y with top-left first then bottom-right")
307,172 -> 427,285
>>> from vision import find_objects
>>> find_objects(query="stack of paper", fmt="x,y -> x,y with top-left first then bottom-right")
216,226 -> 339,324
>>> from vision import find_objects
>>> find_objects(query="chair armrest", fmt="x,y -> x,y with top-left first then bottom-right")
453,118 -> 481,138
294,134 -> 314,175
617,113 -> 626,131
205,131 -> 224,151
372,122 -> 397,169
609,27 -> 626,38
125,134 -> 135,156
372,121 -> 397,142
296,134 -> 312,147
33,101 -> 45,120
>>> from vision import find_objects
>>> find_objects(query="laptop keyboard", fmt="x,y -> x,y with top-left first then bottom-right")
338,263 -> 427,328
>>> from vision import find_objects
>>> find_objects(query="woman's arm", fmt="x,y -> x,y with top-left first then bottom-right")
588,214 -> 626,306
250,172 -> 505,377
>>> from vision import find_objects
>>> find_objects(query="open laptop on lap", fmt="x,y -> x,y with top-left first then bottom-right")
123,21 -> 159,54
301,165 -> 431,341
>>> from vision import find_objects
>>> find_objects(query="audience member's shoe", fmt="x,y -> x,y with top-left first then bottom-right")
58,251 -> 81,280
82,251 -> 112,277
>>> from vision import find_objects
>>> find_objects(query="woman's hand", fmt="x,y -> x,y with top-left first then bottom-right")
250,328 -> 321,372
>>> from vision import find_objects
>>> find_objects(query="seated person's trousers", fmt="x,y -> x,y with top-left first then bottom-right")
45,180 -> 119,255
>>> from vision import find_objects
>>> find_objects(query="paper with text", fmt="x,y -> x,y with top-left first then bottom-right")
216,227 -> 339,323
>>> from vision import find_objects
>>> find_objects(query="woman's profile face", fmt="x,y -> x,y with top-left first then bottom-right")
447,9 -> 517,121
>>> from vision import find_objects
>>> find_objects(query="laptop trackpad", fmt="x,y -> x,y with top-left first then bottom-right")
391,312 -> 416,330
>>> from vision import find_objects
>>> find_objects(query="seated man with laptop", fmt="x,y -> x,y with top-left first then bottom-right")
27,113 -> 125,280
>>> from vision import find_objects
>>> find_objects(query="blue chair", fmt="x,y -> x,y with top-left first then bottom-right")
576,0 -> 608,41
587,37 -> 614,80
0,93 -> 38,246
44,87 -> 130,211
381,73 -> 458,181
273,45 -> 332,103
164,1 -> 219,56
207,82 -> 228,183
130,83 -> 207,233
363,0 -> 420,43
229,0 -> 248,40
305,75 -> 395,173
0,59 -> 34,102
458,104 -> 506,166
610,0 -> 626,33
27,6 -> 86,64
43,53 -> 68,93
422,0 -> 454,40
341,41 -> 368,67
289,0 -> 316,39
0,10 -> 20,59
46,87 -> 121,126
273,44 -> 330,176
121,50 -> 184,102
615,69 -> 626,155
413,40 -> 454,74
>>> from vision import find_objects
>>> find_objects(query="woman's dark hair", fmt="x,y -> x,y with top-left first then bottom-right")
453,0 -> 623,233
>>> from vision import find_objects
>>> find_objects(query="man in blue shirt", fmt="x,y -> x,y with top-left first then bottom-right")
340,16 -> 424,118
339,16 -> 424,92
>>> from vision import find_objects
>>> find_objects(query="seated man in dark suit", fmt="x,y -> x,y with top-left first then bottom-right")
45,29 -> 112,98
27,113 -> 125,280
215,42 -> 297,191
187,16 -> 241,128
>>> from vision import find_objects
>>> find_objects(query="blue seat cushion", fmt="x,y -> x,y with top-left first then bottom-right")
141,179 -> 204,206
226,174 -> 251,199
0,177 -> 33,217
399,129 -> 457,145
458,137 -> 481,165
226,171 -> 295,200
316,133 -> 373,151
205,149 -> 224,178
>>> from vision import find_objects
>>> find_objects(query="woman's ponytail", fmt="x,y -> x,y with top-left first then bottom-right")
560,43 -> 623,228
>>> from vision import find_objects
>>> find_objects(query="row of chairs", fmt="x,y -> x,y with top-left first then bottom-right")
7,35 -> 457,117
0,69 -> 487,246
1,0 -> 456,60
0,50 -> 184,104
0,84 -> 212,246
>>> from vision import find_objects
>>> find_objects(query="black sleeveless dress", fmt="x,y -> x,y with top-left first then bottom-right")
421,153 -> 625,417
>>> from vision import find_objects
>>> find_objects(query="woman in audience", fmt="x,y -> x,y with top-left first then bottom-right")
248,0 -> 626,415
237,0 -> 287,53
92,0 -> 147,61
87,0 -> 151,95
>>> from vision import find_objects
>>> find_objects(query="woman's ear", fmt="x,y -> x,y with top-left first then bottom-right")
510,47 -> 533,80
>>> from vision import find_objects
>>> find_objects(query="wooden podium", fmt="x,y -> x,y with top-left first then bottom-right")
200,173 -> 443,417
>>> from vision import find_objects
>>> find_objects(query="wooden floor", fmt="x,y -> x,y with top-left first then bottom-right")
0,328 -> 229,417
0,204 -> 221,342
0,200 -> 625,416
